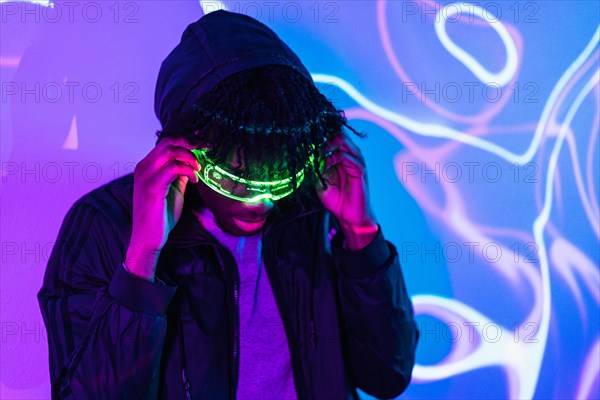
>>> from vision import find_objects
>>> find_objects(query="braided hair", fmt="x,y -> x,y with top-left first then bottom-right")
156,64 -> 364,214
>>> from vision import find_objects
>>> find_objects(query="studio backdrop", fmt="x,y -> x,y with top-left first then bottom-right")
1,1 -> 598,399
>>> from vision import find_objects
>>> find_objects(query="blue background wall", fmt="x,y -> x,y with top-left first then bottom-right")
1,1 -> 598,398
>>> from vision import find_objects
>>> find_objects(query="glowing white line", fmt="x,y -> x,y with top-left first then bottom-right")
530,70 -> 600,398
199,0 -> 227,14
524,27 -> 599,164
313,23 -> 599,399
312,25 -> 599,165
409,70 -> 599,399
0,0 -> 52,6
575,339 -> 600,399
411,295 -> 539,399
434,2 -> 518,87
313,73 -> 519,160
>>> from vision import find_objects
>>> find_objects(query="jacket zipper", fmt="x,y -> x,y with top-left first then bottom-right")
232,259 -> 240,400
217,245 -> 240,400
201,242 -> 241,400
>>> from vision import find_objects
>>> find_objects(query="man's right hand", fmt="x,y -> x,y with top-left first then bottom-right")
124,137 -> 200,281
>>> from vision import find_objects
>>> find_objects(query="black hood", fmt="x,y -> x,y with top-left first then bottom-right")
154,10 -> 313,128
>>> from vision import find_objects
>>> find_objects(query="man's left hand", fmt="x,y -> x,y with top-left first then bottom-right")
315,133 -> 379,251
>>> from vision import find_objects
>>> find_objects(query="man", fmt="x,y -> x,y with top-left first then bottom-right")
38,10 -> 418,400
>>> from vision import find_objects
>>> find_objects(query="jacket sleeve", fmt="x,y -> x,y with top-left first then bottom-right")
331,223 -> 419,399
37,201 -> 177,399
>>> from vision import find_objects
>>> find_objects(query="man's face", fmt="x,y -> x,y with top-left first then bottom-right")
194,180 -> 275,236
193,146 -> 279,236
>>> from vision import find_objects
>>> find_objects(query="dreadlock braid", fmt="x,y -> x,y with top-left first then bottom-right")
156,64 -> 365,214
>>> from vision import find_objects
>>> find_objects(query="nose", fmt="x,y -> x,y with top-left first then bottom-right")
242,197 -> 275,215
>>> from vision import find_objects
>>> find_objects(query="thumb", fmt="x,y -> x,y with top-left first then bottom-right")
171,175 -> 190,198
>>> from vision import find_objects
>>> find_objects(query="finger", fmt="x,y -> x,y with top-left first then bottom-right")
339,135 -> 363,161
323,149 -> 365,172
320,138 -> 342,171
143,138 -> 199,170
152,160 -> 199,192
154,145 -> 201,171
338,153 -> 366,178
323,134 -> 343,154
324,133 -> 362,160
315,165 -> 340,190
341,132 -> 362,156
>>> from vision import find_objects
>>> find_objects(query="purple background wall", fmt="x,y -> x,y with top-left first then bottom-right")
1,1 -> 599,398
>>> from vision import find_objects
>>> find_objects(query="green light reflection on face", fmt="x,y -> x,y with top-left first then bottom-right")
191,148 -> 313,203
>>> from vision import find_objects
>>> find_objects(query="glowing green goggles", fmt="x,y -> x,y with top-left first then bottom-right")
191,148 -> 309,203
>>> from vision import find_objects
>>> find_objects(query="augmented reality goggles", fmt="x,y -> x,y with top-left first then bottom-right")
191,148 -> 312,203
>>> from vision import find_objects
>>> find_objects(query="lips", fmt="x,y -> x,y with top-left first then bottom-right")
235,215 -> 268,223
232,217 -> 267,231
236,218 -> 264,223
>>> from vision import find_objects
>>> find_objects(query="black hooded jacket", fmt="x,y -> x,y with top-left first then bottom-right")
38,10 -> 419,400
